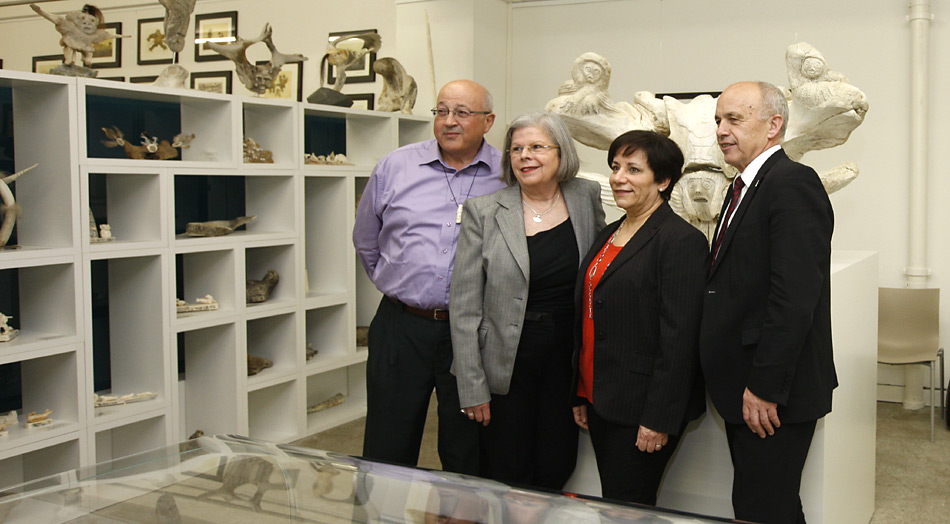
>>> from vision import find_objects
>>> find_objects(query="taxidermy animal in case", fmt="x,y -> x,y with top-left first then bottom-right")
185,216 -> 256,237
101,126 -> 195,160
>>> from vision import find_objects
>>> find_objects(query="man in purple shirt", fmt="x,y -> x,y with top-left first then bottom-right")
353,80 -> 504,474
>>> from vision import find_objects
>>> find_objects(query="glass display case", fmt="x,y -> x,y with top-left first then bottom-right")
0,434 -> 734,523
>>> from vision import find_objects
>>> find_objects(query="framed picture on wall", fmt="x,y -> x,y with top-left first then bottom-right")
100,76 -> 125,82
91,22 -> 123,69
255,61 -> 302,101
194,11 -> 237,62
129,75 -> 158,84
138,17 -> 174,65
654,91 -> 722,100
32,54 -> 63,74
326,29 -> 378,86
191,70 -> 233,94
348,93 -> 375,111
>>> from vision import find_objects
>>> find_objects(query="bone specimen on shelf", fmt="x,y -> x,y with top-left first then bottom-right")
208,23 -> 307,95
176,295 -> 219,313
304,152 -> 353,165
244,138 -> 274,163
307,393 -> 346,414
246,269 -> 279,303
247,354 -> 273,376
185,215 -> 256,237
101,126 -> 194,160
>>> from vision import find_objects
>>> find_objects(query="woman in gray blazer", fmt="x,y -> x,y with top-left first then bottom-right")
450,112 -> 605,489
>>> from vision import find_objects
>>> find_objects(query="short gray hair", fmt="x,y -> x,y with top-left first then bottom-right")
756,81 -> 788,138
500,112 -> 580,186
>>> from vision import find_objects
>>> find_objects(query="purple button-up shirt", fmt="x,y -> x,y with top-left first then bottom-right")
354,138 -> 505,310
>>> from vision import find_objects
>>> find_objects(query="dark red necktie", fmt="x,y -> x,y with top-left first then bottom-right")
710,177 -> 746,266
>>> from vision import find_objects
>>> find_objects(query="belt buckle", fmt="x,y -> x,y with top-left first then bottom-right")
433,308 -> 447,320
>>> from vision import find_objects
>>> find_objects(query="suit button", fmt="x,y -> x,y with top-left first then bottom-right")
595,332 -> 605,341
595,300 -> 603,309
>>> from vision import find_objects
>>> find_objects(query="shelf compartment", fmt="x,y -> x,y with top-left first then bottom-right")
246,312 -> 298,382
304,177 -> 350,297
302,107 -> 395,169
85,170 -> 163,247
305,362 -> 367,435
89,255 -> 167,418
0,262 -> 81,355
398,115 -> 432,147
247,380 -> 298,443
178,324 -> 240,439
174,250 -> 236,323
173,174 -> 295,243
94,414 -> 167,464
1,76 -> 78,250
245,244 -> 297,311
304,305 -> 350,370
243,100 -> 297,168
0,350 -> 82,453
0,437 -> 80,488
81,81 -> 234,165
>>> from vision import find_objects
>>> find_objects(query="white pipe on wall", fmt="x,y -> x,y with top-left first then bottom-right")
903,0 -> 934,409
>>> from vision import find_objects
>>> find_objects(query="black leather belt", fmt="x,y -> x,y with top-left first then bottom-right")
388,296 -> 449,321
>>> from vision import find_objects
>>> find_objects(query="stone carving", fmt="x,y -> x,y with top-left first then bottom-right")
244,138 -> 274,163
176,295 -> 218,313
154,64 -> 190,89
374,57 -> 417,113
306,342 -> 317,360
0,411 -> 17,426
307,393 -> 346,414
0,164 -> 37,248
304,152 -> 352,166
25,409 -> 52,428
321,32 -> 382,91
356,326 -> 369,347
94,391 -> 157,407
188,429 -> 203,439
208,23 -> 307,95
195,456 -> 279,512
0,313 -> 17,342
246,270 -> 279,303
545,52 -> 666,150
30,3 -> 126,74
101,127 -> 194,160
98,224 -> 113,240
247,354 -> 273,376
185,216 -> 255,237
158,0 -> 196,53
548,44 -> 868,243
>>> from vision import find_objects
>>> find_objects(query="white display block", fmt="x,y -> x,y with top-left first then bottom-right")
565,251 -> 878,524
179,324 -> 241,438
94,414 -> 166,464
246,312 -> 297,381
304,176 -> 351,297
242,99 -> 298,168
247,380 -> 298,443
306,362 -> 367,435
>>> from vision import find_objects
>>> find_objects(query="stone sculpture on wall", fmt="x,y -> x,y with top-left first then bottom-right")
158,0 -> 196,54
547,43 -> 868,243
374,57 -> 418,113
208,23 -> 307,95
310,32 -> 382,106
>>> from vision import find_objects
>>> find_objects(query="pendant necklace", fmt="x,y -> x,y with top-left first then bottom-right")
522,189 -> 561,223
587,219 -> 625,319
442,164 -> 479,224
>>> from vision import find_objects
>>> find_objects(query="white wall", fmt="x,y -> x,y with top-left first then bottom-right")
506,0 -> 950,395
0,0 -> 399,105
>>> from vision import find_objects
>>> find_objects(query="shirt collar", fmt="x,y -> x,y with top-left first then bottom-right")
421,138 -> 491,170
738,144 -> 782,187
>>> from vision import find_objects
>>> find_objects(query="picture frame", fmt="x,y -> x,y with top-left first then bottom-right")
326,29 -> 377,85
194,11 -> 238,62
91,22 -> 123,69
654,91 -> 722,101
255,60 -> 302,101
348,93 -> 375,111
32,54 -> 63,74
100,76 -> 125,82
138,17 -> 174,65
129,75 -> 158,84
191,70 -> 233,94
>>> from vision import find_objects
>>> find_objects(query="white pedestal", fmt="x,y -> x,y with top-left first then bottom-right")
565,251 -> 878,524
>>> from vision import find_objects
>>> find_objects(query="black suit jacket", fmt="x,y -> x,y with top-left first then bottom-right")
701,149 -> 838,425
573,202 -> 707,435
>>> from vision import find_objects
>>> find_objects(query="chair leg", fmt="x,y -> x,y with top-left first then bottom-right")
930,362 -> 936,443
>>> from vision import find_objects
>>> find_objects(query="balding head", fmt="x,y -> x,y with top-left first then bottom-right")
433,80 -> 496,168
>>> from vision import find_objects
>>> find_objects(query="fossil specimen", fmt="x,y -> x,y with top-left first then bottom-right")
184,216 -> 255,237
246,269 -> 279,303
247,354 -> 273,376
208,23 -> 306,95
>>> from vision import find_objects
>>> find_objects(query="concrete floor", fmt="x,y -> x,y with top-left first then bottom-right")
294,400 -> 950,523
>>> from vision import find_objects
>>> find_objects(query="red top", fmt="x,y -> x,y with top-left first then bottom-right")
577,240 -> 622,402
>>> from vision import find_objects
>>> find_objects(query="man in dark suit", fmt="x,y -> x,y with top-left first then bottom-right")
701,81 -> 837,524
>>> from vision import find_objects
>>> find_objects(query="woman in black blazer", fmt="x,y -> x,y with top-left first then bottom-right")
572,130 -> 707,505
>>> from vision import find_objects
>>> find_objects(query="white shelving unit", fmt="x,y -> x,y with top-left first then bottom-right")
0,70 -> 429,486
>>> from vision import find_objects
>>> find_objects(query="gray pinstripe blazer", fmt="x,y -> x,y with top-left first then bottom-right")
450,178 -> 606,408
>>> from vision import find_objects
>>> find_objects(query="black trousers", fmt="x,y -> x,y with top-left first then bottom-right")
479,311 -> 578,490
362,296 -> 479,475
586,407 -> 683,506
725,419 -> 817,524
